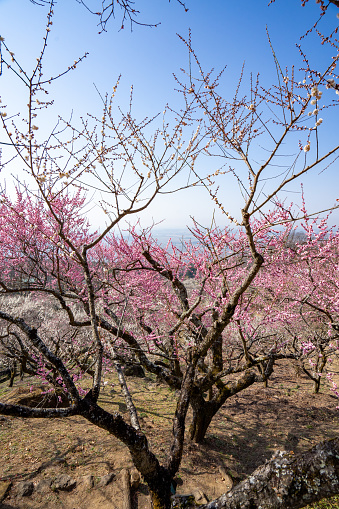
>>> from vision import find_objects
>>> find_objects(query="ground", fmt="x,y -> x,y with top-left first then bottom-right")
1,360 -> 339,508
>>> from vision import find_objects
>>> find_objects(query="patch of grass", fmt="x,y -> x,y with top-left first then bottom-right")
307,495 -> 339,508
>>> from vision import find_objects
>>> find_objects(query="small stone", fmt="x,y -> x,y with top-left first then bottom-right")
35,479 -> 52,493
16,481 -> 34,497
0,481 -> 12,502
192,487 -> 209,504
82,474 -> 94,489
97,473 -> 115,487
52,474 -> 76,491
130,468 -> 140,489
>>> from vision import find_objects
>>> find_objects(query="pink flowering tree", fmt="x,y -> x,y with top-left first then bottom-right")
99,212 -> 296,443
1,4 -> 339,508
254,208 -> 339,396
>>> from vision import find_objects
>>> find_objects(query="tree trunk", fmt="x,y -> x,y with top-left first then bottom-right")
189,394 -> 220,443
189,367 -> 270,443
148,474 -> 173,509
199,438 -> 339,509
8,362 -> 16,387
79,395 -> 174,509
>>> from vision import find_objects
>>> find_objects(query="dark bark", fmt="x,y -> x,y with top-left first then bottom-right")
194,251 -> 264,361
166,363 -> 195,477
0,401 -> 79,418
98,314 -> 182,390
199,438 -> 339,508
8,362 -> 16,387
299,351 -> 326,395
0,368 -> 12,384
82,253 -> 103,402
189,396 -> 217,443
78,395 -> 173,508
3,397 -> 339,509
189,365 -> 274,443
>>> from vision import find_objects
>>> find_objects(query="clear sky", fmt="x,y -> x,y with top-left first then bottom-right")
0,0 -> 338,231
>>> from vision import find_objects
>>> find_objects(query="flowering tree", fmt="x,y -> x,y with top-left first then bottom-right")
255,211 -> 339,396
1,3 -> 339,508
0,5 -> 210,505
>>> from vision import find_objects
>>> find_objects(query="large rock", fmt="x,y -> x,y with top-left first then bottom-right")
81,474 -> 94,489
123,363 -> 145,378
97,473 -> 115,487
52,474 -> 76,491
35,478 -> 52,493
16,481 -> 34,497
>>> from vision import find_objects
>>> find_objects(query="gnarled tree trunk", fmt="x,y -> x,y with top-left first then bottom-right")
199,438 -> 339,509
189,365 -> 274,443
189,393 -> 222,443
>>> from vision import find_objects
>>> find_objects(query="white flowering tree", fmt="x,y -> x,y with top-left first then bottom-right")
29,0 -> 189,31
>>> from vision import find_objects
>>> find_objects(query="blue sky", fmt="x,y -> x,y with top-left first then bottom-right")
0,0 -> 338,230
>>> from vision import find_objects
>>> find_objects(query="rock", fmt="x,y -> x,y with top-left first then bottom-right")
123,363 -> 145,378
82,474 -> 94,489
130,468 -> 140,490
35,479 -> 52,493
97,473 -> 115,487
0,481 -> 12,502
192,488 -> 209,504
52,474 -> 76,491
16,481 -> 34,497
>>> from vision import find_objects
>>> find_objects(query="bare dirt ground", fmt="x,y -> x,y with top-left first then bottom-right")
1,360 -> 339,508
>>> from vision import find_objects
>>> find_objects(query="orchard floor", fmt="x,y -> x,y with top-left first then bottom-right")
1,360 -> 339,508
